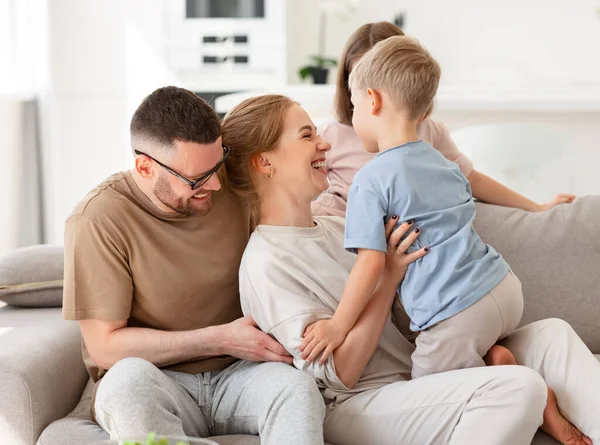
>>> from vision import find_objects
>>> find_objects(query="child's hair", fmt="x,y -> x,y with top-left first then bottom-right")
335,22 -> 405,126
349,35 -> 441,121
221,94 -> 296,221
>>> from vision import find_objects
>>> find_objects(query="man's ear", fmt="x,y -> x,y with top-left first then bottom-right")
367,88 -> 383,115
252,153 -> 272,175
135,155 -> 154,179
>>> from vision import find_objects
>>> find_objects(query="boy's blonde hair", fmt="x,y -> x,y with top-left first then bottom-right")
349,35 -> 441,120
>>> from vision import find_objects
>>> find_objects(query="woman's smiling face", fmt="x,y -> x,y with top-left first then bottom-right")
263,104 -> 331,202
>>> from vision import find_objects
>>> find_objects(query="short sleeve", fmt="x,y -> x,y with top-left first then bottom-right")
239,260 -> 349,392
344,183 -> 388,253
63,215 -> 133,321
421,119 -> 474,177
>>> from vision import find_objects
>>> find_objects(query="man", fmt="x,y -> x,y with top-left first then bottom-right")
63,86 -> 325,444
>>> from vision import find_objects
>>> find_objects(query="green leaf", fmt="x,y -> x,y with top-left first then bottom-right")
309,55 -> 337,68
298,66 -> 313,80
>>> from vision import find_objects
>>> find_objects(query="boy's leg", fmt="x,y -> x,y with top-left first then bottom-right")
209,360 -> 325,445
411,270 -> 523,379
94,357 -> 210,439
324,365 -> 546,445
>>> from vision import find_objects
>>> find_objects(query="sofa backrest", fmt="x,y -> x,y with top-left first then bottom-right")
474,196 -> 600,353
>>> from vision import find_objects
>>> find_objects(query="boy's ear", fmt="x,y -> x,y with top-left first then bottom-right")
417,113 -> 427,124
367,88 -> 382,116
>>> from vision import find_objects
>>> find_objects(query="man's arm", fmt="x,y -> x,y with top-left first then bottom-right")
80,316 -> 292,371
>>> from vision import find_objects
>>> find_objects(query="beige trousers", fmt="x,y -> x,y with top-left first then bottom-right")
411,270 -> 524,379
324,318 -> 600,445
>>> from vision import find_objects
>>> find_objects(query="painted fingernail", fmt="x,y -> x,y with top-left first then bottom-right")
424,246 -> 430,252
407,220 -> 413,225
392,214 -> 398,219
414,228 -> 420,233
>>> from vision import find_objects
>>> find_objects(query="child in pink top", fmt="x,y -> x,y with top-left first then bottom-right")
311,22 -> 574,219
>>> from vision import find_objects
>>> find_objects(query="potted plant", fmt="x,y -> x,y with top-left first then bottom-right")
298,0 -> 358,84
298,56 -> 338,85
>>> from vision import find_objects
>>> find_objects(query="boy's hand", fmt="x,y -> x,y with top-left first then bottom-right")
538,194 -> 576,211
299,319 -> 347,364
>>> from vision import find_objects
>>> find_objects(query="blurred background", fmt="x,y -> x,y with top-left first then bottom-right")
1,0 -> 599,254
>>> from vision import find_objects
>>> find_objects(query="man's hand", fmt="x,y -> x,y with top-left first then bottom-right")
299,319 -> 347,364
220,317 -> 293,365
537,193 -> 576,212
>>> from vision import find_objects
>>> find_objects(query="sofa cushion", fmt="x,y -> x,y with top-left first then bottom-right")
474,196 -> 600,353
0,245 -> 64,307
0,305 -> 88,445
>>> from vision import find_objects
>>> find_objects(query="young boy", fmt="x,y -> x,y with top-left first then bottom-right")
299,35 -> 523,379
299,36 -> 593,445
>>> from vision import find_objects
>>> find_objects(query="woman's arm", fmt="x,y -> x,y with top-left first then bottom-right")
468,169 -> 575,212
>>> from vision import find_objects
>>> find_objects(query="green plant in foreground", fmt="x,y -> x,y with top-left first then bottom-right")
123,432 -> 187,445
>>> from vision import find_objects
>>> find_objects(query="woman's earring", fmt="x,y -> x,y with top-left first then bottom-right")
268,168 -> 275,179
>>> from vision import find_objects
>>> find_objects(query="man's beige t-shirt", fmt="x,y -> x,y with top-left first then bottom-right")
63,171 -> 248,382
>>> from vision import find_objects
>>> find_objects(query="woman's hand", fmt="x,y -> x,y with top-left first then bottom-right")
382,216 -> 429,288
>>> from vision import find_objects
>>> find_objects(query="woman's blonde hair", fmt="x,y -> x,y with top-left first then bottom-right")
349,36 -> 441,120
222,94 -> 296,221
335,22 -> 405,126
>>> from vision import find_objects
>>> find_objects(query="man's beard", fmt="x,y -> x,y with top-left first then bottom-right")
153,174 -> 213,217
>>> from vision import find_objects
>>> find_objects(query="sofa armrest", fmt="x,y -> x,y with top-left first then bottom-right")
0,306 -> 89,445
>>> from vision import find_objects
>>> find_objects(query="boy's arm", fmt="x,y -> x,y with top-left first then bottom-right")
332,249 -> 386,332
299,249 -> 385,363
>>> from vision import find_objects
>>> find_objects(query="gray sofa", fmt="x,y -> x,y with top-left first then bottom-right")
1,196 -> 599,445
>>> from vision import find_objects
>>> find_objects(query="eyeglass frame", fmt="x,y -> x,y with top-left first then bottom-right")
134,144 -> 230,191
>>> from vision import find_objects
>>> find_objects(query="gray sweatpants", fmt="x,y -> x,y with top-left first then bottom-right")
94,359 -> 325,445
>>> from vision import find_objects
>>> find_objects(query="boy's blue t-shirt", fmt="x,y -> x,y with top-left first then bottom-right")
344,140 -> 509,331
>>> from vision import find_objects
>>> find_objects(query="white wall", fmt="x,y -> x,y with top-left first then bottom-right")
41,0 -> 176,244
286,0 -> 600,88
33,0 -> 600,243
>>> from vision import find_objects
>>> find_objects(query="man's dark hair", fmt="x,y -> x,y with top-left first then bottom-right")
130,86 -> 221,150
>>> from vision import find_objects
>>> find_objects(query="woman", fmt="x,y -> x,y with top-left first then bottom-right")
222,94 -> 600,445
311,21 -> 575,219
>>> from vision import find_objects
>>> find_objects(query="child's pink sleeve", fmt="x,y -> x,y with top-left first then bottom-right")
419,119 -> 474,177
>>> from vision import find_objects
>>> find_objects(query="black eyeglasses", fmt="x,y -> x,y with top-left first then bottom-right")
134,145 -> 230,191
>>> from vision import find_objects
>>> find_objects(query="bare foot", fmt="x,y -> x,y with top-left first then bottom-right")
542,388 -> 592,445
484,345 -> 517,366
